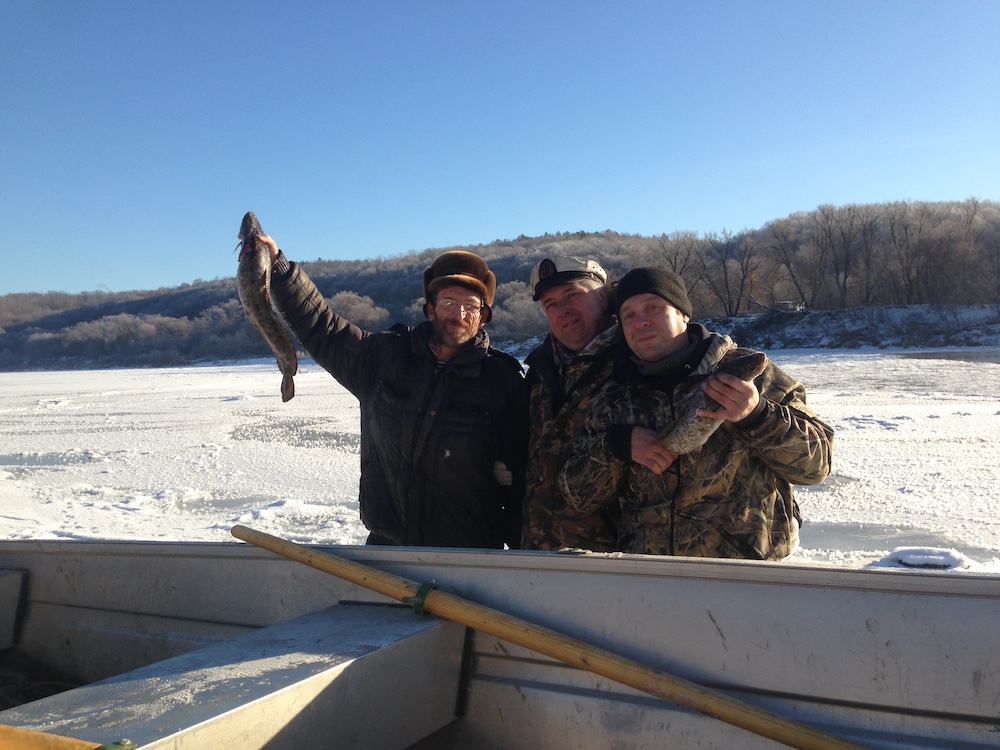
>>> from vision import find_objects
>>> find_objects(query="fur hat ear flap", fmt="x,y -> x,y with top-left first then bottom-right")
422,265 -> 436,302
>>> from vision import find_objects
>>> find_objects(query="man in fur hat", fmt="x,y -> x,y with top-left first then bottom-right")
256,233 -> 527,549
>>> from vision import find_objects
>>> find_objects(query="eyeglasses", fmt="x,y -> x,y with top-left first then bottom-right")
433,298 -> 484,315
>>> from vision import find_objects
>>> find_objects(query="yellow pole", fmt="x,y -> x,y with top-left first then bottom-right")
0,724 -> 106,750
232,525 -> 871,750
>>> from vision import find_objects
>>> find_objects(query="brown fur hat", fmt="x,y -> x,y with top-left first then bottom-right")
423,251 -> 496,306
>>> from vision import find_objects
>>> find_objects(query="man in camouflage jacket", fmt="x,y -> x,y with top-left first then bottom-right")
558,267 -> 833,559
521,257 -> 628,551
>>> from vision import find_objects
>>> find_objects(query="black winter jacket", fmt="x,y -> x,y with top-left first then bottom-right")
271,261 -> 527,548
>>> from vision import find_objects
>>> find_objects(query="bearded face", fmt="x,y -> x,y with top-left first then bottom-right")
426,286 -> 485,353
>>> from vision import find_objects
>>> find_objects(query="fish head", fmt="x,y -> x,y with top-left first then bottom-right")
239,211 -> 262,241
237,211 -> 263,259
717,351 -> 768,381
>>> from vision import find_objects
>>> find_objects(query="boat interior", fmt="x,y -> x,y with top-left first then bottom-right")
1,539 -> 998,749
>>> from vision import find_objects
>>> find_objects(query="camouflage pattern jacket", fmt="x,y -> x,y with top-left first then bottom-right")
522,326 -> 628,551
558,326 -> 834,560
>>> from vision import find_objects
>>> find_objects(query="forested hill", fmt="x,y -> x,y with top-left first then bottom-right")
2,199 -> 998,371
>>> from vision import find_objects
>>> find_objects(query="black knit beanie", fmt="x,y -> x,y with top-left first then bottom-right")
614,267 -> 692,318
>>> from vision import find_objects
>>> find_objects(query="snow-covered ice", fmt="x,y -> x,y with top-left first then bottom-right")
2,349 -> 999,571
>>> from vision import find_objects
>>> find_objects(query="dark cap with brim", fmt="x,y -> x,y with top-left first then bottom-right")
530,256 -> 608,301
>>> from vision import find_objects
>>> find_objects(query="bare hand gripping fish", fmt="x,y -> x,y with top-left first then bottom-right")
236,211 -> 298,402
659,351 -> 768,455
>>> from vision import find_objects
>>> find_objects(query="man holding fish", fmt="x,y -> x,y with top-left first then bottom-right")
250,225 -> 527,550
557,267 -> 834,560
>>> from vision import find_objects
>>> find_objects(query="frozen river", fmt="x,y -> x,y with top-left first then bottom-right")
2,348 -> 999,570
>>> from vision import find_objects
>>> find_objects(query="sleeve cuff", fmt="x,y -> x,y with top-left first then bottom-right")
607,425 -> 634,461
735,398 -> 770,431
272,250 -> 292,279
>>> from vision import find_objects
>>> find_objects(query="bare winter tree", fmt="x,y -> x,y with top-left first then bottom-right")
883,200 -> 943,304
855,207 -> 883,306
489,280 -> 546,340
809,204 -> 876,308
699,230 -> 761,316
328,291 -> 391,331
763,218 -> 811,306
653,231 -> 706,298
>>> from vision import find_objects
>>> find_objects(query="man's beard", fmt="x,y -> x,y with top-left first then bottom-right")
432,317 -> 479,349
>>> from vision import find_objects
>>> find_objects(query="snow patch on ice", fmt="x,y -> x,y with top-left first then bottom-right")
870,547 -> 975,570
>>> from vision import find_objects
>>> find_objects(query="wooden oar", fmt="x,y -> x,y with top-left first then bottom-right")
231,525 -> 871,750
0,724 -> 135,750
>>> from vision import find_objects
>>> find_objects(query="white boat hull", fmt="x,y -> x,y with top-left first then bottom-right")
1,540 -> 998,748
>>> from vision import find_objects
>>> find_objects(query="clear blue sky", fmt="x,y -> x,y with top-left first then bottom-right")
2,0 -> 997,296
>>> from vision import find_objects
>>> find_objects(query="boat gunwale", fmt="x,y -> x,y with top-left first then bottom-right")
2,538 -> 998,600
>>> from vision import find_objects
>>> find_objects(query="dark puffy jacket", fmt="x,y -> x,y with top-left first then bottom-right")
271,262 -> 527,548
